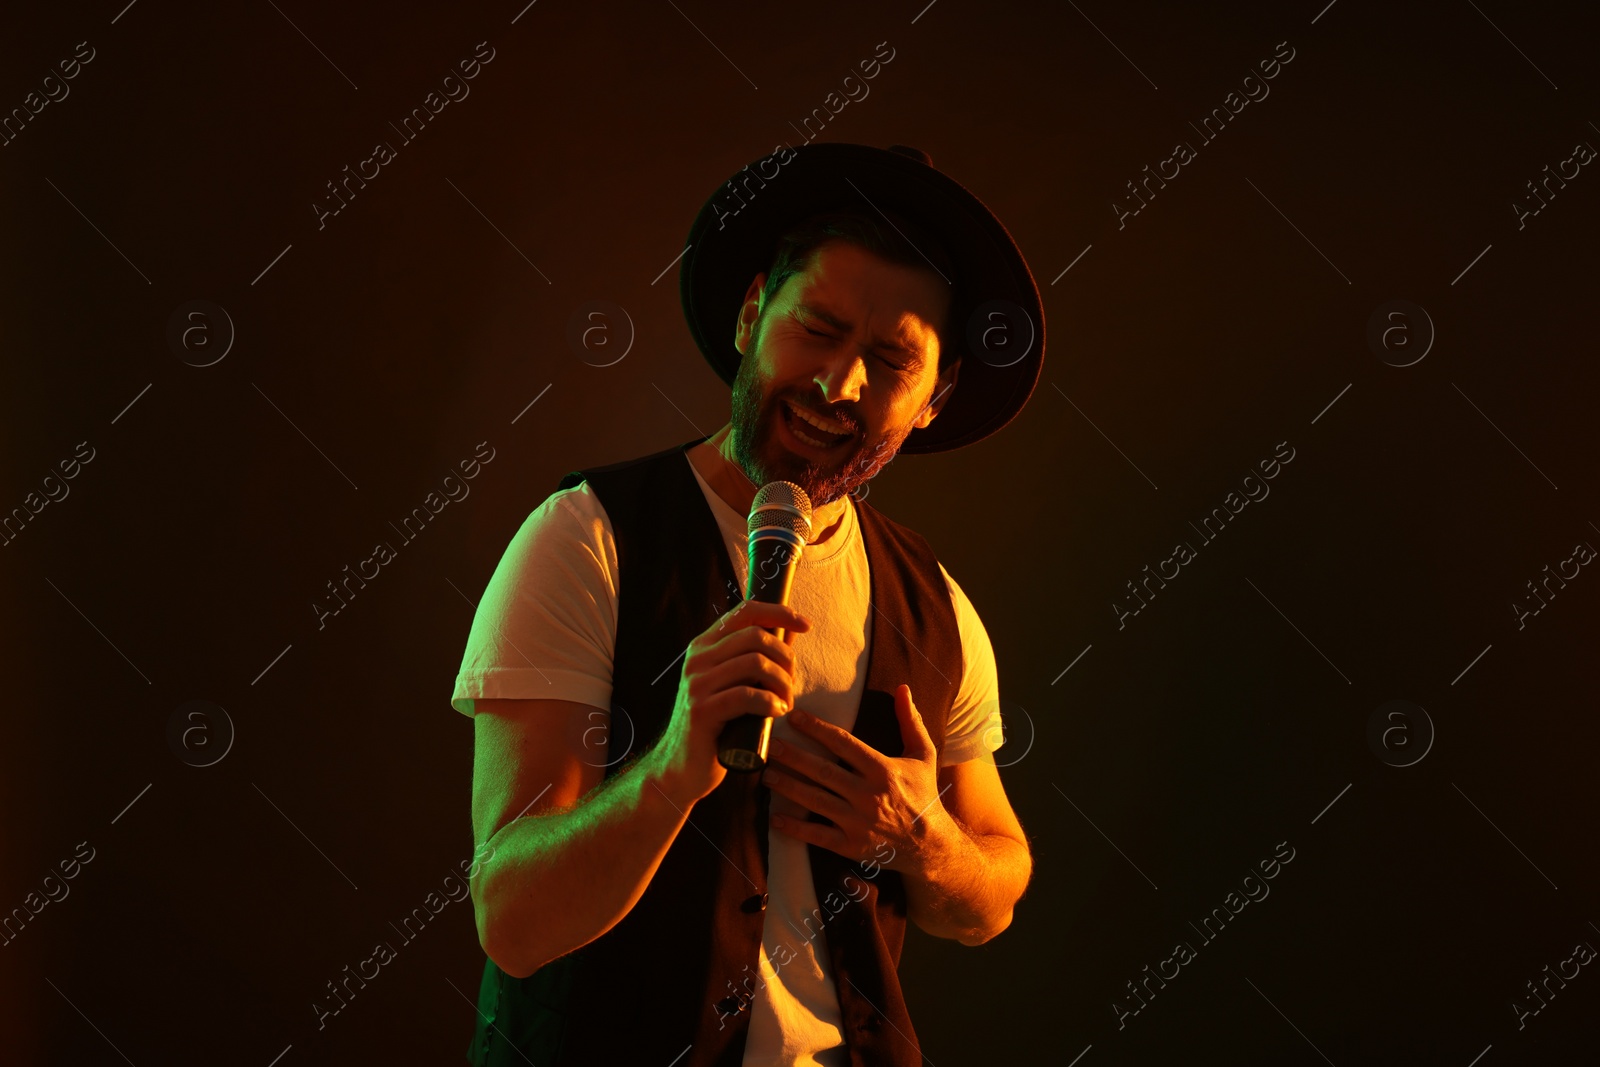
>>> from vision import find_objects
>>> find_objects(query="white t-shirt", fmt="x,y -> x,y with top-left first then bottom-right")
451,451 -> 1004,1066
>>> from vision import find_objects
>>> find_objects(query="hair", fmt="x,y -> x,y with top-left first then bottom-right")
759,210 -> 962,374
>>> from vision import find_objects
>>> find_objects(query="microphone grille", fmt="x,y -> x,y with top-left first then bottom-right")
748,480 -> 813,538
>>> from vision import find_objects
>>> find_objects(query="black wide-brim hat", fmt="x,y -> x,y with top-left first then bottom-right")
679,142 -> 1045,455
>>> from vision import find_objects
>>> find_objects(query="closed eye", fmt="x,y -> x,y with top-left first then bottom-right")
805,325 -> 907,371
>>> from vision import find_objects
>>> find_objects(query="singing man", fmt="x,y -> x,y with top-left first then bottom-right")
452,141 -> 1045,1066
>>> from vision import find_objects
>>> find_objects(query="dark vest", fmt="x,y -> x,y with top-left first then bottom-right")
467,436 -> 962,1067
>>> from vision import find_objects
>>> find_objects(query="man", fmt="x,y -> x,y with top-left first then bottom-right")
452,143 -> 1045,1066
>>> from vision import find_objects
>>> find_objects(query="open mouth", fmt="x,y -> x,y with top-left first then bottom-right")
779,399 -> 854,452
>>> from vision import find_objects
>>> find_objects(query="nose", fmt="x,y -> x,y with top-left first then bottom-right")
813,349 -> 868,406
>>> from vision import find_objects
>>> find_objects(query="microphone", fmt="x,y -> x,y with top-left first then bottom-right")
717,480 -> 813,771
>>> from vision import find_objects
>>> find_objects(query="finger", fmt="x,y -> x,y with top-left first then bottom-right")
763,767 -> 853,824
705,685 -> 788,726
695,626 -> 794,683
759,627 -> 797,670
724,599 -> 811,637
785,709 -> 882,779
893,684 -> 937,761
768,737 -> 867,801
769,810 -> 841,852
697,651 -> 795,710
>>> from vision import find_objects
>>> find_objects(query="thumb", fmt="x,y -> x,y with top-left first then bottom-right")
894,684 -> 936,761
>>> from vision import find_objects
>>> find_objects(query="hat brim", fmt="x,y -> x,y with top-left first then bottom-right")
679,142 -> 1045,455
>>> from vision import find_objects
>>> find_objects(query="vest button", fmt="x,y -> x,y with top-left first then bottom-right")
740,892 -> 769,913
715,995 -> 749,1015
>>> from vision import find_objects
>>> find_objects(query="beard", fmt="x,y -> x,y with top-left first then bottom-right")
727,335 -> 913,509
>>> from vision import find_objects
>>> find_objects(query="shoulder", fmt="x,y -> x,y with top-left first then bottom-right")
558,439 -> 701,494
491,480 -> 616,580
513,478 -> 607,536
937,561 -> 992,642
545,479 -> 607,526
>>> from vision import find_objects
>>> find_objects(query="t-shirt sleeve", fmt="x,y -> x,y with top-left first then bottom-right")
449,482 -> 618,717
936,562 -> 1004,767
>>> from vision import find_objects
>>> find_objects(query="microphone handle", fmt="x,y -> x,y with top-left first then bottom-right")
717,534 -> 800,772
716,701 -> 775,773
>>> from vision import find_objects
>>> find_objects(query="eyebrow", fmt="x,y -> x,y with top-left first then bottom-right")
794,303 -> 925,363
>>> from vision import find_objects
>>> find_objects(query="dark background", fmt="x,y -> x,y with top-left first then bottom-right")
3,0 -> 1596,1063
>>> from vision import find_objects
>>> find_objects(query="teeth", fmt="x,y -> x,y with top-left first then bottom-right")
786,400 -> 851,438
791,421 -> 832,447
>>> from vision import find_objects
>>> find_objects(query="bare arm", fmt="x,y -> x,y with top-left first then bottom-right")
469,601 -> 811,979
902,758 -> 1033,946
469,700 -> 699,979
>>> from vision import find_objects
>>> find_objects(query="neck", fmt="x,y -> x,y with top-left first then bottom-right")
693,423 -> 850,545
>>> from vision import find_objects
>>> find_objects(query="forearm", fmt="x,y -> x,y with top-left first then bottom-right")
901,808 -> 1032,946
472,747 -> 695,978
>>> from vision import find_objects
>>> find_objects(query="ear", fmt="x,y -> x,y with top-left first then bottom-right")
734,272 -> 768,357
913,357 -> 960,429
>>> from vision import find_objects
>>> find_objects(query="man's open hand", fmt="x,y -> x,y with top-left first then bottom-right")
761,683 -> 945,872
